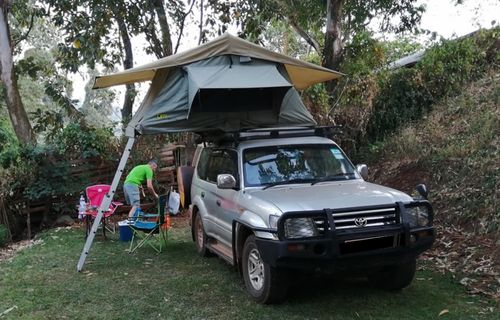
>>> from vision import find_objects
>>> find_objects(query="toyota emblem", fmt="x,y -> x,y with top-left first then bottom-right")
354,217 -> 368,227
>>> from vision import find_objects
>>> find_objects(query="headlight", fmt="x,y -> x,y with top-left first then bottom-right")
404,205 -> 430,227
284,217 -> 319,239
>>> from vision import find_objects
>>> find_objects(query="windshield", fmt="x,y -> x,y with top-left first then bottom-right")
243,144 -> 357,187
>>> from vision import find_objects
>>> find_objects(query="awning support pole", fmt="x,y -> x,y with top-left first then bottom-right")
77,137 -> 135,272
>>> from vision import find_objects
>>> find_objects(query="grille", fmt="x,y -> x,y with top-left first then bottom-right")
333,207 -> 398,230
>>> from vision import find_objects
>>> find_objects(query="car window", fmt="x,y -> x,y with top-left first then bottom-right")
205,149 -> 238,184
243,144 -> 355,187
196,148 -> 211,180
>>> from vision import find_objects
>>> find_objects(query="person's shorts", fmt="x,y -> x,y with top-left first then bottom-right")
123,183 -> 140,206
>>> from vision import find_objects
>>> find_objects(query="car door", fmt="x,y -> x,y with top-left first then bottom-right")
192,147 -> 218,236
204,149 -> 239,247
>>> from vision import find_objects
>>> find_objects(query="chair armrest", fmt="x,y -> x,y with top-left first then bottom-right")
142,213 -> 159,218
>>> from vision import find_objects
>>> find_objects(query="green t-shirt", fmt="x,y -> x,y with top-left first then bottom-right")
124,164 -> 154,186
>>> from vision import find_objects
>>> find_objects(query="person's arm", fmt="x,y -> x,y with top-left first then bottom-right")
146,179 -> 159,199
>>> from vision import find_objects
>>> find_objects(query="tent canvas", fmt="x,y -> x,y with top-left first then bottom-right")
128,55 -> 319,135
77,33 -> 342,272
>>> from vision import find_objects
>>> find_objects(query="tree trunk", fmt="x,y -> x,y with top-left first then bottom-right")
324,0 -> 344,72
116,14 -> 135,124
0,3 -> 34,145
152,0 -> 172,57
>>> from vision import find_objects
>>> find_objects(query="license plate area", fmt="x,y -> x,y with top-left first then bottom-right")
339,235 -> 398,255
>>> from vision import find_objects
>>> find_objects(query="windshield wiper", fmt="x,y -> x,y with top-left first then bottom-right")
311,173 -> 355,185
262,178 -> 312,190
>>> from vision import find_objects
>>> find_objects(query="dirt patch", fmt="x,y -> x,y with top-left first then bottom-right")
0,240 -> 39,263
370,159 -> 431,194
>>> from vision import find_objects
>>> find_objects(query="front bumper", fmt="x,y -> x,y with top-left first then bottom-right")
255,202 -> 435,271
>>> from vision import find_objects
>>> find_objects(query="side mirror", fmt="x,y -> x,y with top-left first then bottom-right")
217,174 -> 236,189
416,184 -> 428,200
356,164 -> 368,180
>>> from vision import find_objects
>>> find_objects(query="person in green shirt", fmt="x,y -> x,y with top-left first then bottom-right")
123,160 -> 159,219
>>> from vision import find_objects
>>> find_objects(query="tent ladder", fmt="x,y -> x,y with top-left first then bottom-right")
77,137 -> 135,272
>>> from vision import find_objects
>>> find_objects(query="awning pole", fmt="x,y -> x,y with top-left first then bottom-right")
77,137 -> 135,272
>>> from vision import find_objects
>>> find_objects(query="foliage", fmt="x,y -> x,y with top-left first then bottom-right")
334,27 -> 500,158
48,122 -> 117,160
419,30 -> 497,98
366,68 -> 433,140
0,224 -> 8,247
366,69 -> 499,234
0,122 -> 118,225
341,30 -> 386,76
0,118 -> 19,168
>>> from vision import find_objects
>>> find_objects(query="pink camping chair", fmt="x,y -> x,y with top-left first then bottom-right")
84,184 -> 122,239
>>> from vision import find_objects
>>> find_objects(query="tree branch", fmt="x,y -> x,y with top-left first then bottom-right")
289,19 -> 321,54
174,0 -> 196,54
198,0 -> 203,45
13,12 -> 35,47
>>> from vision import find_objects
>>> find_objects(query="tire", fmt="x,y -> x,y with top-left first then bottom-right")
370,258 -> 417,291
194,213 -> 210,257
242,235 -> 288,304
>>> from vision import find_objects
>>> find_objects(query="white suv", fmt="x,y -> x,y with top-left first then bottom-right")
189,127 -> 434,304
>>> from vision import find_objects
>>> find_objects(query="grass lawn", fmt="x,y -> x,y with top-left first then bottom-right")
0,222 -> 498,320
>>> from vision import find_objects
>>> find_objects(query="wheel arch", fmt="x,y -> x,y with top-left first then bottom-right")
233,221 -> 254,274
191,205 -> 199,242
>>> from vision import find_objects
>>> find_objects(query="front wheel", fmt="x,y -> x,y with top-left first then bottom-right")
242,235 -> 288,304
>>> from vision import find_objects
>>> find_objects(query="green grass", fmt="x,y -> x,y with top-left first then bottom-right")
0,226 -> 498,320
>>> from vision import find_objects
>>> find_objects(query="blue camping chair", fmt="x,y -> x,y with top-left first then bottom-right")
128,194 -> 169,253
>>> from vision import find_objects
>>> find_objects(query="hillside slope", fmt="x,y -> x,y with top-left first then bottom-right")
368,70 -> 499,299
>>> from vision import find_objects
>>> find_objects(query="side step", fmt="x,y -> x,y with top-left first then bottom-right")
206,239 -> 234,265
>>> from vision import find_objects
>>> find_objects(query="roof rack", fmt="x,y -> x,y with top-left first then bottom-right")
195,126 -> 343,146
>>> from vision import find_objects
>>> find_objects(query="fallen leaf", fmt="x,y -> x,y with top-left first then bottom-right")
439,309 -> 449,316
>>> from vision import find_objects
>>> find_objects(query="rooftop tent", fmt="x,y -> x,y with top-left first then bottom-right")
92,33 -> 343,137
129,55 -> 317,134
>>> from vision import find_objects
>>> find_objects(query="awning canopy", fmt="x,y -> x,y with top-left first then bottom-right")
93,33 -> 342,90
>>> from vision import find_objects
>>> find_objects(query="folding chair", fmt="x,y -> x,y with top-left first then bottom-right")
84,184 -> 123,239
128,194 -> 170,253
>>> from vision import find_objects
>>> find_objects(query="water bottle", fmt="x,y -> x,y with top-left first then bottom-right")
78,195 -> 86,219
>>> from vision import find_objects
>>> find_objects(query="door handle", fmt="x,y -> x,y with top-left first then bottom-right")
216,200 -> 221,206
201,192 -> 205,198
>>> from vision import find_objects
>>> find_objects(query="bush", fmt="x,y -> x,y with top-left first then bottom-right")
50,122 -> 118,160
334,27 -> 499,156
367,68 -> 433,139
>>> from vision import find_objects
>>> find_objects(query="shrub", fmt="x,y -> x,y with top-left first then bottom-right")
334,27 -> 499,156
367,68 -> 433,139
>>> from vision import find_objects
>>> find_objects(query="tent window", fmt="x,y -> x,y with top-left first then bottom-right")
191,87 -> 289,113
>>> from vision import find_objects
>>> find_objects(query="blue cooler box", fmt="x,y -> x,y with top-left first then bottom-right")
118,221 -> 133,242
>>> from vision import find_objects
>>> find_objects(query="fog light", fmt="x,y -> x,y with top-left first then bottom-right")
287,244 -> 305,252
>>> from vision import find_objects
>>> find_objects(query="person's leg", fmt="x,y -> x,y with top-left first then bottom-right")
124,184 -> 141,218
